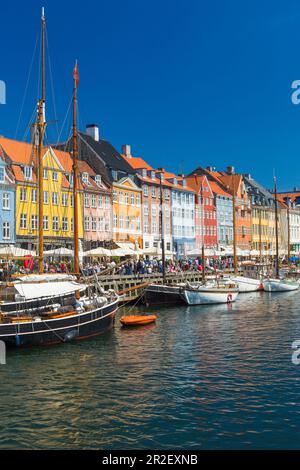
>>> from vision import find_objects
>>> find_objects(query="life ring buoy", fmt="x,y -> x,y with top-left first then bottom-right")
227,293 -> 233,303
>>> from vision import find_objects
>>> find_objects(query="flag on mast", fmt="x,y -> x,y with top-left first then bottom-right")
73,61 -> 79,87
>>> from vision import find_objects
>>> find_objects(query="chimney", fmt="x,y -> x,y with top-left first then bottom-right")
122,144 -> 131,157
227,165 -> 235,175
86,124 -> 99,141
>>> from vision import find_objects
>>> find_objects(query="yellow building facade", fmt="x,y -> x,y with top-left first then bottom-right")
12,146 -> 83,249
112,176 -> 142,246
251,206 -> 277,254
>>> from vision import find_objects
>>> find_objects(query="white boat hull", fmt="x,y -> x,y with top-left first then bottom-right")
182,287 -> 239,305
263,279 -> 299,292
230,276 -> 262,293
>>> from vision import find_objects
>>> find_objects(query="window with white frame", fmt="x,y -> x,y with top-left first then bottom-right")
105,196 -> 110,208
99,195 -> 103,207
62,217 -> 68,231
43,191 -> 48,204
113,214 -> 118,228
20,188 -> 27,202
43,215 -> 49,230
52,171 -> 58,182
84,216 -> 90,231
119,215 -> 124,229
31,189 -> 37,203
2,193 -> 10,210
24,166 -> 32,181
31,215 -> 38,230
20,214 -> 27,229
131,216 -> 135,230
130,193 -> 134,205
43,169 -> 48,179
84,193 -> 89,207
82,172 -> 89,184
91,195 -> 97,208
125,192 -> 129,204
62,193 -> 68,206
136,218 -> 141,230
119,192 -> 123,204
52,192 -> 58,205
2,221 -> 10,239
143,185 -> 148,196
136,194 -> 140,205
95,175 -> 102,186
92,217 -> 97,231
0,168 -> 5,182
52,216 -> 59,231
126,216 -> 130,229
151,186 -> 156,198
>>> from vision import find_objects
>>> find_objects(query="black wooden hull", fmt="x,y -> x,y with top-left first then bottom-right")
0,299 -> 118,347
144,284 -> 185,307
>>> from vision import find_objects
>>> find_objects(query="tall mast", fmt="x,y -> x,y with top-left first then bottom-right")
274,176 -> 279,278
232,175 -> 237,274
159,174 -> 166,283
72,61 -> 80,275
259,207 -> 262,263
201,181 -> 205,283
287,202 -> 291,263
38,7 -> 46,274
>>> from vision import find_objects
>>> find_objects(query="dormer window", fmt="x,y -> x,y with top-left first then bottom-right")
182,179 -> 187,187
69,174 -> 74,186
112,170 -> 118,181
151,171 -> 155,180
160,173 -> 164,182
173,178 -> 177,185
142,169 -> 147,178
82,172 -> 89,184
24,166 -> 32,181
95,175 -> 102,186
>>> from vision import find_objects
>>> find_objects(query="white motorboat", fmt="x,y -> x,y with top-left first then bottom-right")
262,278 -> 299,292
182,281 -> 239,305
230,276 -> 262,293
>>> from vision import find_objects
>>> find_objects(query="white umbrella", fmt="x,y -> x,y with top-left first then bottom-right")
0,245 -> 36,257
84,247 -> 112,257
43,247 -> 84,257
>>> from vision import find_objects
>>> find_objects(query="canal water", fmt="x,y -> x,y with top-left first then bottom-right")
1,290 -> 300,449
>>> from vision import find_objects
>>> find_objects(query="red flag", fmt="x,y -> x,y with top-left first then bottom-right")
73,61 -> 79,86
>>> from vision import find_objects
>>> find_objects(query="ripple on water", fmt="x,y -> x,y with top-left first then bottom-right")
1,290 -> 300,448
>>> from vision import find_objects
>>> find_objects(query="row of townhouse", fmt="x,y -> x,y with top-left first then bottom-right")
0,125 -> 300,256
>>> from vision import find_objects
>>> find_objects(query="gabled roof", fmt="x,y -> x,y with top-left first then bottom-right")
0,137 -> 38,165
122,154 -> 153,171
209,181 -> 232,198
78,133 -> 134,174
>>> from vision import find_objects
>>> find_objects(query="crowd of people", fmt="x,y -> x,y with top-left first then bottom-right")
0,256 -> 238,280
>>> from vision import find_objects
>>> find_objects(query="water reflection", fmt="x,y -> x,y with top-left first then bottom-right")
1,291 -> 300,449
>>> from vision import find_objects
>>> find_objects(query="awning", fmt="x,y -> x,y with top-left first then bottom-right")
14,281 -> 86,300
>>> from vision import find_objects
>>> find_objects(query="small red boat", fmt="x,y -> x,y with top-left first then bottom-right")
120,314 -> 157,326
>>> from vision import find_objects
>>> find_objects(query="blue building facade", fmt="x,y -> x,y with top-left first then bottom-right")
0,155 -> 15,244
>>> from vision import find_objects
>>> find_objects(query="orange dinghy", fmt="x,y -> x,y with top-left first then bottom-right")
120,314 -> 157,326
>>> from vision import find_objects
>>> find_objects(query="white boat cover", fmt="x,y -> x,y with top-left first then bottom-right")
14,273 -> 77,283
14,281 -> 86,300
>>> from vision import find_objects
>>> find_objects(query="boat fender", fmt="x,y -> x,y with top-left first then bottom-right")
15,335 -> 21,347
227,293 -> 233,303
64,330 -> 79,342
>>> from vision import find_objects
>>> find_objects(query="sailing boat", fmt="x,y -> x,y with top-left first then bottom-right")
0,11 -> 118,346
0,9 -> 87,312
262,177 -> 298,292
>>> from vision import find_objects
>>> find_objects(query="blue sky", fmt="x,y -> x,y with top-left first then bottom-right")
1,0 -> 300,190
